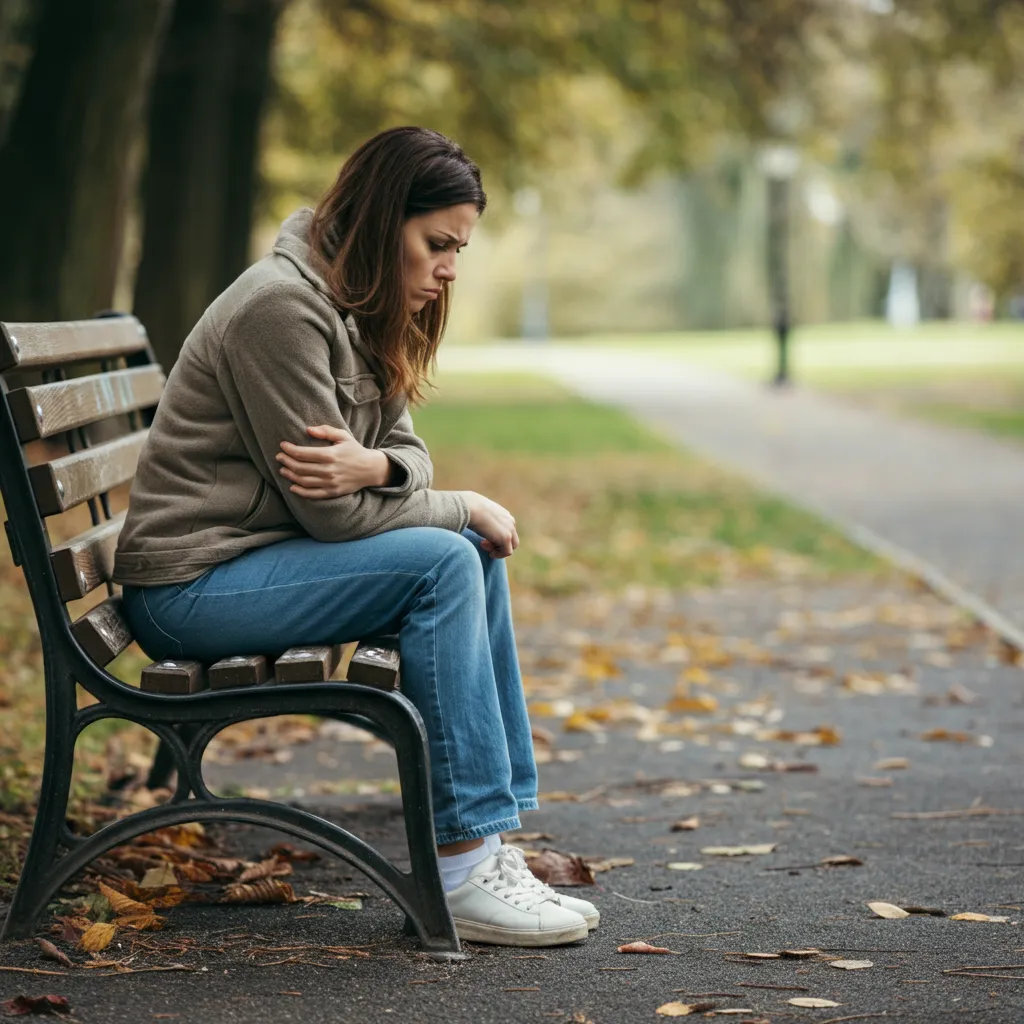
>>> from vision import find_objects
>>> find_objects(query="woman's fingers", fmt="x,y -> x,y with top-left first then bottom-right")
278,440 -> 338,463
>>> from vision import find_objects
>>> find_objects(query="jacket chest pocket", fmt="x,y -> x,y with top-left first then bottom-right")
335,374 -> 382,442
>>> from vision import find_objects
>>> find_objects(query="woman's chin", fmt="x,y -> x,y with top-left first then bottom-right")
410,297 -> 428,314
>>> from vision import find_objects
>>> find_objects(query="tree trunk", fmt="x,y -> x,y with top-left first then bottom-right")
0,0 -> 43,148
0,0 -> 172,321
133,0 -> 283,371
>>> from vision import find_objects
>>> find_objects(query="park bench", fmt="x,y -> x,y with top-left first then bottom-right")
0,315 -> 460,955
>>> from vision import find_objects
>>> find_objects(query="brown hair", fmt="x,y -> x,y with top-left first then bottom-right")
309,127 -> 487,403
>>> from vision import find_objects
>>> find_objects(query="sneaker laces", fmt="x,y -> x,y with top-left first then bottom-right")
498,844 -> 560,901
478,846 -> 557,910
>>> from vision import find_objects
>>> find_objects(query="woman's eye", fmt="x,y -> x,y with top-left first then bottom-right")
430,241 -> 447,252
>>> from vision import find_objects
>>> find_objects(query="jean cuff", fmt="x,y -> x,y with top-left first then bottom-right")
434,814 -> 522,846
515,797 -> 539,812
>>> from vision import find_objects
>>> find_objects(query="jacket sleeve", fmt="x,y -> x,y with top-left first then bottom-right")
217,282 -> 469,543
367,406 -> 434,497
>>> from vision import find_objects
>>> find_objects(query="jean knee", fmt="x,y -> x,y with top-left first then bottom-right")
430,529 -> 485,587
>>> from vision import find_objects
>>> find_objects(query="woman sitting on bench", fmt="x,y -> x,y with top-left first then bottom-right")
113,126 -> 597,947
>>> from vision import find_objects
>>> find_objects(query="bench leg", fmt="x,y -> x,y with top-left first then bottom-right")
146,724 -> 200,790
388,711 -> 464,958
2,680 -> 74,939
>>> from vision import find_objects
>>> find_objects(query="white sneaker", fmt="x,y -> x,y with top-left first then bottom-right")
446,847 -> 589,946
501,844 -> 601,930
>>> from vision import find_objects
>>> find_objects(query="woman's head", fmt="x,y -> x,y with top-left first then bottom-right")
309,127 -> 487,402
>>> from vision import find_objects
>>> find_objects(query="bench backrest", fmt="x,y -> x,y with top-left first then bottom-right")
0,316 -> 163,670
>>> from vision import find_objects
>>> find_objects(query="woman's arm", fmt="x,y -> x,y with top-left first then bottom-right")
217,281 -> 468,542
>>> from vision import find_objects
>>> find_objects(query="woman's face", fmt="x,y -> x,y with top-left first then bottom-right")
403,203 -> 479,313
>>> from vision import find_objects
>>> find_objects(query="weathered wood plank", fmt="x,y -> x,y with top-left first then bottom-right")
0,318 -> 148,372
8,366 -> 165,441
71,596 -> 133,667
209,655 -> 268,690
274,645 -> 342,683
347,636 -> 400,690
51,511 -> 125,601
28,429 -> 148,515
141,659 -> 206,695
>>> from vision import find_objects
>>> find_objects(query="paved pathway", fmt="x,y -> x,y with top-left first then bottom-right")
440,344 -> 1024,636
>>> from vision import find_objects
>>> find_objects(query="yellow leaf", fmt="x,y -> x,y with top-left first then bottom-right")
115,911 -> 164,931
789,998 -> 840,1008
665,694 -> 718,715
563,710 -> 603,733
98,882 -> 150,917
79,921 -> 116,952
680,666 -> 711,685
655,1002 -> 695,1016
139,864 -> 178,889
221,879 -> 296,904
867,901 -> 910,919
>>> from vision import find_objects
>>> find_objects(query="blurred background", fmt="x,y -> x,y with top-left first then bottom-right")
2,0 -> 1022,356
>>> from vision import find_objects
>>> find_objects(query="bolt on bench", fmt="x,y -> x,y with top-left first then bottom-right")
0,315 -> 459,955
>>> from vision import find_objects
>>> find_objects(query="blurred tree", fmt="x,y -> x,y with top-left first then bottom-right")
0,0 -> 41,148
133,0 -> 284,370
0,0 -> 171,321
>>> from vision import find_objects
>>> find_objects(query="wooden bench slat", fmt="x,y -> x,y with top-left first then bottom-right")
274,645 -> 343,683
0,318 -> 148,372
50,511 -> 125,600
347,636 -> 400,690
71,596 -> 133,667
28,429 -> 148,515
141,659 -> 207,695
8,366 -> 165,441
209,655 -> 268,690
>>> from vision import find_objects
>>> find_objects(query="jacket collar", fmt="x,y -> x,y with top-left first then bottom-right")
272,207 -> 385,378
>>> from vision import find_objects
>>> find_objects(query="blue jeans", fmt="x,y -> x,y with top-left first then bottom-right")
121,527 -> 538,845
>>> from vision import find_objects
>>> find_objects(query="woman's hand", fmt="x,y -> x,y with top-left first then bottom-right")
461,491 -> 519,559
276,425 -> 389,499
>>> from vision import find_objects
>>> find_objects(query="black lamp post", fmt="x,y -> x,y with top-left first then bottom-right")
761,144 -> 799,387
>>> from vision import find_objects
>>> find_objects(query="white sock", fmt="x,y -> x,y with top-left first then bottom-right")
439,840 -> 493,892
485,833 -> 502,854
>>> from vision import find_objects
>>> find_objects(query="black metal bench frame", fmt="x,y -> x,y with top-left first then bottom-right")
0,316 -> 460,956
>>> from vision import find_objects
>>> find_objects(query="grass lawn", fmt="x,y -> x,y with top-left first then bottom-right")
418,372 -> 879,595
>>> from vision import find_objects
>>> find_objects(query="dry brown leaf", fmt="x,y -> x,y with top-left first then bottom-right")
743,952 -> 781,959
701,844 -> 776,857
655,1002 -> 711,1016
139,864 -> 178,889
874,757 -> 909,770
563,710 -> 604,733
780,949 -> 821,958
35,938 -> 73,968
173,862 -> 215,884
115,911 -> 164,932
670,816 -> 700,832
2,995 -> 73,1016
264,842 -> 321,864
789,997 -> 840,1008
867,901 -> 910,919
820,855 -> 863,867
98,882 -> 150,917
222,879 -> 296,904
921,728 -> 974,743
79,921 -> 116,952
523,848 -> 595,887
830,959 -> 874,969
238,858 -> 293,883
617,941 -> 674,954
145,887 -> 188,909
584,856 -> 635,873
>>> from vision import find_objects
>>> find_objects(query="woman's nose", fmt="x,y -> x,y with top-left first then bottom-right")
436,259 -> 456,282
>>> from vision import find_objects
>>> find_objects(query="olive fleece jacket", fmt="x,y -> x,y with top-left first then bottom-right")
112,208 -> 470,586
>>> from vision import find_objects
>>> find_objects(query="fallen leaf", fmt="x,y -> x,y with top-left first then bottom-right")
114,910 -> 164,931
666,862 -> 703,871
563,710 -> 604,733
523,848 -> 595,887
742,952 -> 781,959
655,1002 -> 711,1016
950,912 -> 1009,922
79,921 -> 116,952
238,858 -> 293,883
671,816 -> 701,832
97,882 -> 150,917
35,939 -> 73,968
665,694 -> 719,715
738,752 -> 770,769
921,728 -> 974,743
874,757 -> 909,770
617,941 -> 674,954
327,899 -> 363,911
139,864 -> 178,889
584,856 -> 635,873
221,879 -> 296,904
507,832 -> 554,842
780,949 -> 821,958
701,844 -> 776,857
707,1012 -> 754,1017
867,901 -> 910,919
820,855 -> 863,867
830,959 -> 874,969
1,995 -> 72,1016
789,997 -> 840,1008
264,842 -> 321,863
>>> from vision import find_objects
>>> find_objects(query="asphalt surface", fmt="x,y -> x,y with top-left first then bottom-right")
3,578 -> 1023,1023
